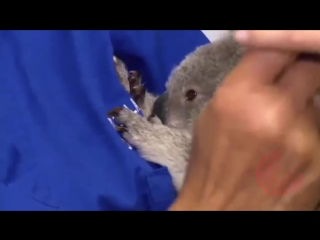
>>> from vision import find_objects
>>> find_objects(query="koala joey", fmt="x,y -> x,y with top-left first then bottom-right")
110,33 -> 244,190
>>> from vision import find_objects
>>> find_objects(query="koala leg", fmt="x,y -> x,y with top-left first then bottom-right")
113,55 -> 159,123
107,107 -> 191,190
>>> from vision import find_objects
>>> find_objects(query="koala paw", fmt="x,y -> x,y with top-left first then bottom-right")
128,71 -> 145,105
107,106 -> 189,190
107,106 -> 152,147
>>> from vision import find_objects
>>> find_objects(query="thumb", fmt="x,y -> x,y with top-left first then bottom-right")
235,30 -> 320,54
224,48 -> 295,87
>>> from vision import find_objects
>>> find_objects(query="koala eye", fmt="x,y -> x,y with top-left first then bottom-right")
185,89 -> 197,101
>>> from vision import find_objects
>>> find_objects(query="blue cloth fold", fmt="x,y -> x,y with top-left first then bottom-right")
0,30 -> 209,210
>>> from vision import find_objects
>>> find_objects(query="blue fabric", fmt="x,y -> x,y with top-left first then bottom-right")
0,30 -> 210,210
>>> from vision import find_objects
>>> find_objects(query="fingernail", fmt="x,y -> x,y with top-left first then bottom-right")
235,30 -> 249,42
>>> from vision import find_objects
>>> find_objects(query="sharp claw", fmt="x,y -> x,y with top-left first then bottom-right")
107,107 -> 123,117
128,71 -> 141,83
127,70 -> 145,100
115,125 -> 128,132
131,86 -> 146,102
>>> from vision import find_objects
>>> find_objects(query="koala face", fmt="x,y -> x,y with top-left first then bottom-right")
153,33 -> 244,130
163,76 -> 214,129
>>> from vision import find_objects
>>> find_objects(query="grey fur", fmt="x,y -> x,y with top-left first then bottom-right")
113,56 -> 130,92
113,56 -> 158,117
112,32 -> 245,190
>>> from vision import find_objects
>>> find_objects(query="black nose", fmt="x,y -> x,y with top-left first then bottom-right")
151,92 -> 168,124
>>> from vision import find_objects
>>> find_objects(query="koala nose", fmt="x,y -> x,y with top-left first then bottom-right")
151,92 -> 168,124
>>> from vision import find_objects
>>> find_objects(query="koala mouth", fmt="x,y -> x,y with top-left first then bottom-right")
151,91 -> 168,124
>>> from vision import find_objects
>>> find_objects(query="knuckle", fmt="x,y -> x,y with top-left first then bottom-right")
252,103 -> 292,139
258,113 -> 283,138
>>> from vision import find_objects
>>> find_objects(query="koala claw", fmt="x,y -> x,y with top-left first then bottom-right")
109,107 -> 149,135
107,107 -> 124,118
128,70 -> 141,84
107,107 -> 128,132
128,71 -> 145,103
115,125 -> 128,132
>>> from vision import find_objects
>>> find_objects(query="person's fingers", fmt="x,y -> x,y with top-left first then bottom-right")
235,30 -> 320,54
278,104 -> 320,209
258,104 -> 318,199
223,49 -> 296,87
277,60 -> 320,112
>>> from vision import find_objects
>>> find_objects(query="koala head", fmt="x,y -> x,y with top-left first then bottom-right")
153,33 -> 244,129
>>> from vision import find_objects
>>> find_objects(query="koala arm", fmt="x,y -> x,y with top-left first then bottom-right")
108,107 -> 191,190
109,30 -> 210,94
112,56 -> 158,117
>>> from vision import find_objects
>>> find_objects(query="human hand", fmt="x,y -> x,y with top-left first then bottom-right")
234,30 -> 320,54
170,49 -> 320,210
